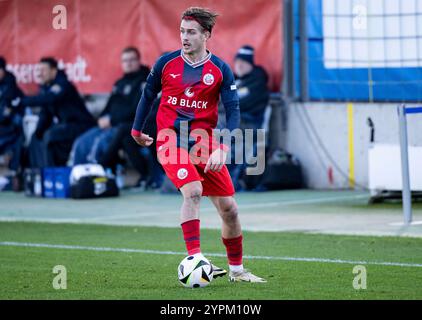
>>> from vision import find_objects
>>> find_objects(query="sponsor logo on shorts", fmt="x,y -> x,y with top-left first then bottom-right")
177,168 -> 188,180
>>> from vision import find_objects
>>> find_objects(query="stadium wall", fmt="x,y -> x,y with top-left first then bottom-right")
284,102 -> 422,189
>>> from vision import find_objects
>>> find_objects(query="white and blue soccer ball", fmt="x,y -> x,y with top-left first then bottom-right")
178,253 -> 213,288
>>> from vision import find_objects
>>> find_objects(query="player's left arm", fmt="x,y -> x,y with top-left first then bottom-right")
205,62 -> 240,173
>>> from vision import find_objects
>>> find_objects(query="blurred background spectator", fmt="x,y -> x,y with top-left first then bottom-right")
228,45 -> 270,191
21,57 -> 95,168
0,56 -> 24,176
69,47 -> 153,188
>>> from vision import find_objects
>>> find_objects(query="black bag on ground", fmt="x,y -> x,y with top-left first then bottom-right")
261,149 -> 304,190
70,175 -> 119,199
69,164 -> 119,199
249,149 -> 303,190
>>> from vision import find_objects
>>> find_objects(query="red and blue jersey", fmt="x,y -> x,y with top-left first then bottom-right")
132,49 -> 240,151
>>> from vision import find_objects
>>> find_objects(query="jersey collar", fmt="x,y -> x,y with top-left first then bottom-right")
181,50 -> 212,68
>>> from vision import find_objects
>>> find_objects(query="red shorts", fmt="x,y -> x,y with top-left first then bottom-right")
157,146 -> 235,197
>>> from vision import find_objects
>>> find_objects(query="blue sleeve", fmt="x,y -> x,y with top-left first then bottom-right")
132,56 -> 165,132
220,62 -> 240,132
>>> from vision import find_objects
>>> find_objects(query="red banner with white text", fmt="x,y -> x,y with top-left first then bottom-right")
0,0 -> 283,94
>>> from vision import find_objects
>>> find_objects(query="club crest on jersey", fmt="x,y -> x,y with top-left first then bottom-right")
202,73 -> 214,86
177,168 -> 188,180
184,87 -> 194,98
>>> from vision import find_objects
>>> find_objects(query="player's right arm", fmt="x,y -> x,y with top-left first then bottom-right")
131,55 -> 166,146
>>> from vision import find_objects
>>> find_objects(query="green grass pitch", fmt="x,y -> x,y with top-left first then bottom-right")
1,221 -> 422,299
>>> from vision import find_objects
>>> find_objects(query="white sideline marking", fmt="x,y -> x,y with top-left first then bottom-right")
85,194 -> 371,221
1,241 -> 421,268
389,221 -> 422,226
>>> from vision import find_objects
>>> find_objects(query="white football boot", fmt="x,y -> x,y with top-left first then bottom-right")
229,269 -> 267,283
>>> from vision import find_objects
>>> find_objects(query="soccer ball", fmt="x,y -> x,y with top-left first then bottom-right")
178,253 -> 213,288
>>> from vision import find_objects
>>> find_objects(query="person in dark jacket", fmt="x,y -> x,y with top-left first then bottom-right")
70,47 -> 152,186
20,57 -> 95,168
228,45 -> 270,190
0,56 -> 24,174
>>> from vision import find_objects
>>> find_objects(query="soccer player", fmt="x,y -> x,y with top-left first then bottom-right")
131,7 -> 266,283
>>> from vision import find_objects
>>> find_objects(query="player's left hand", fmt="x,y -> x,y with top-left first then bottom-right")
204,148 -> 227,173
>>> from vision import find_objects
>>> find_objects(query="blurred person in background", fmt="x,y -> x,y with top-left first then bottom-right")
0,56 -> 24,176
228,45 -> 270,191
69,47 -> 152,187
18,57 -> 95,168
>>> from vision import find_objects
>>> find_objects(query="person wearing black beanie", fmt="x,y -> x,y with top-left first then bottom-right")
229,45 -> 270,191
234,45 -> 255,66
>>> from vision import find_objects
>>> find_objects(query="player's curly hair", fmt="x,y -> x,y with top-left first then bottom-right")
181,7 -> 219,34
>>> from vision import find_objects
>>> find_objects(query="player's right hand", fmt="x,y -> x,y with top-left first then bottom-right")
132,132 -> 154,147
